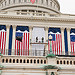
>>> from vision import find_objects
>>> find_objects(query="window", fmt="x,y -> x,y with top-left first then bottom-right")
50,2 -> 52,6
5,1 -> 6,6
13,0 -> 15,3
9,0 -> 10,4
24,0 -> 26,2
41,0 -> 43,4
46,0 -> 48,5
19,0 -> 21,3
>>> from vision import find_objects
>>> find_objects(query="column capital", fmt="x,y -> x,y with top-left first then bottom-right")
29,26 -> 33,30
66,27 -> 71,31
44,27 -> 49,31
12,25 -> 17,28
6,25 -> 10,28
60,27 -> 65,30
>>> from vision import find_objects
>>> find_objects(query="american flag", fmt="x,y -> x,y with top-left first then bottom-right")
48,32 -> 62,55
31,0 -> 35,4
0,29 -> 6,55
15,30 -> 29,55
70,33 -> 75,55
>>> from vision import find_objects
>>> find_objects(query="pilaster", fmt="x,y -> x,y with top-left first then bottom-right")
61,27 -> 65,55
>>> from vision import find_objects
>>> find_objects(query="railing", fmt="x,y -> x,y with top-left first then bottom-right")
57,57 -> 75,65
0,49 -> 66,56
1,56 -> 47,65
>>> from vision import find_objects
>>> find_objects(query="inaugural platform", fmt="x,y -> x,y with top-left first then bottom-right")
0,0 -> 75,75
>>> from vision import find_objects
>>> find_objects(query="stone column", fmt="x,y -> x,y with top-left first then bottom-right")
67,28 -> 71,55
44,27 -> 49,53
12,25 -> 16,55
5,25 -> 10,55
61,27 -> 65,55
44,0 -> 46,5
29,26 -> 33,56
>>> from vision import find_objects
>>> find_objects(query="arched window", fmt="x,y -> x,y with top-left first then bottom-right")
5,1 -> 7,6
41,0 -> 43,4
13,0 -> 15,3
24,0 -> 26,2
46,0 -> 48,5
19,0 -> 21,3
9,0 -> 11,4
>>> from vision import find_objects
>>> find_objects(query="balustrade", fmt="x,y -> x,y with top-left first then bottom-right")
1,56 -> 47,64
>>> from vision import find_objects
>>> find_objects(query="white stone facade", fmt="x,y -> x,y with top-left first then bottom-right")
0,0 -> 75,75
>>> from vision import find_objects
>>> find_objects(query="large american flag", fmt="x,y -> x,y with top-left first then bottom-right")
70,33 -> 75,55
48,32 -> 62,55
15,30 -> 29,56
0,29 -> 6,55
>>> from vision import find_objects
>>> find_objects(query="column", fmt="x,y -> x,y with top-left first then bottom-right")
44,0 -> 46,5
5,25 -> 10,55
12,25 -> 16,55
67,28 -> 71,55
29,26 -> 33,56
44,27 -> 48,53
61,27 -> 65,55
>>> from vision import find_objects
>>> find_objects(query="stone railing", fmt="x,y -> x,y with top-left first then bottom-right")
56,57 -> 75,65
1,55 -> 75,66
1,56 -> 47,65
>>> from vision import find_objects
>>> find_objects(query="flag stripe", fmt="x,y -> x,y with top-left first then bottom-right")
15,31 -> 29,56
0,30 -> 6,55
48,33 -> 62,55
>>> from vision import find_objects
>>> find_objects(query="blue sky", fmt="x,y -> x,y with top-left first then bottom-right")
58,0 -> 75,14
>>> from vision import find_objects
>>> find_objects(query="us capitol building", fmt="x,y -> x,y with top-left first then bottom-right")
0,0 -> 75,75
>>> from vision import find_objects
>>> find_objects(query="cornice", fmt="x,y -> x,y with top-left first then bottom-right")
0,14 -> 75,22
